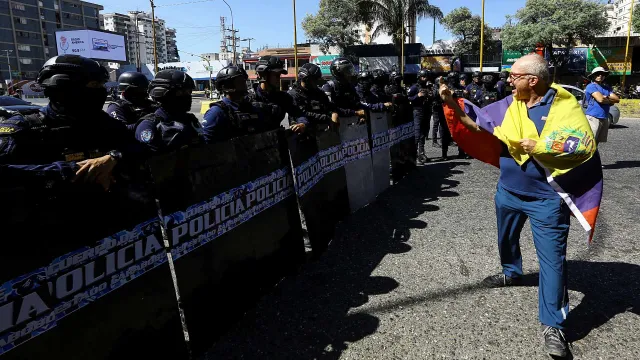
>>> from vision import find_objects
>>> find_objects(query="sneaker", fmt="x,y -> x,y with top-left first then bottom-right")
542,326 -> 569,357
481,273 -> 522,288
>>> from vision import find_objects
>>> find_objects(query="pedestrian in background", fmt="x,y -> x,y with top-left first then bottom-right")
584,67 -> 620,145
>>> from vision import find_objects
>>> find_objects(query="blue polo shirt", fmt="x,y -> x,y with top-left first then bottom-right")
584,82 -> 612,119
498,88 -> 557,199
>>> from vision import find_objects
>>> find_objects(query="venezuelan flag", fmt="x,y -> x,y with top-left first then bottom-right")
443,84 -> 603,243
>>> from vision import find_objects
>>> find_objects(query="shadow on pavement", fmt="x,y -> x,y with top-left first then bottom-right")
202,161 -> 468,359
602,160 -> 640,170
609,124 -> 628,129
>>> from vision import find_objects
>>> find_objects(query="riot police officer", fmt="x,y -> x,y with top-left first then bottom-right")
482,74 -> 498,105
134,69 -> 202,153
288,63 -> 340,126
0,55 -> 138,190
371,69 -> 390,101
322,57 -> 366,120
408,69 -> 435,164
251,55 -> 308,133
107,71 -> 157,130
385,71 -> 405,96
202,65 -> 264,143
357,71 -> 393,112
495,71 -> 509,100
465,71 -> 484,106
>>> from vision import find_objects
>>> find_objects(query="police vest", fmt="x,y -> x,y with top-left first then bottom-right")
210,101 -> 263,137
139,112 -> 203,149
3,112 -> 109,163
109,99 -> 158,124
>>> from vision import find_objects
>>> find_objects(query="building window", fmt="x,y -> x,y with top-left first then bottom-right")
12,4 -> 26,11
18,45 -> 31,51
19,58 -> 33,65
15,17 -> 28,25
65,2 -> 80,8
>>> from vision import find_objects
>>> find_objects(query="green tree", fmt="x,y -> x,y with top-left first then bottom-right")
502,0 -> 609,76
441,7 -> 496,57
302,0 -> 364,53
632,3 -> 640,34
358,0 -> 443,61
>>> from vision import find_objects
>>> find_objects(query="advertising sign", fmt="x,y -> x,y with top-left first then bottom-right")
55,30 -> 127,62
545,47 -> 588,74
587,47 -> 632,75
310,55 -> 339,76
420,56 -> 452,72
502,49 -> 532,70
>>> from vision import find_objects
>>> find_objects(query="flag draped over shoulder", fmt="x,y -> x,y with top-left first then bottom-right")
442,84 -> 603,243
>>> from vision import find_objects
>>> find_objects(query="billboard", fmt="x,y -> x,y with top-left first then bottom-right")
420,56 -> 452,72
55,30 -> 127,62
587,47 -> 632,75
310,55 -> 339,76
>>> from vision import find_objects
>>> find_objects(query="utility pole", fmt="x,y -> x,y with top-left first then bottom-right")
241,38 -> 255,52
293,0 -> 298,80
225,29 -> 239,64
221,0 -> 236,64
622,0 -> 635,88
130,11 -> 144,72
149,0 -> 158,73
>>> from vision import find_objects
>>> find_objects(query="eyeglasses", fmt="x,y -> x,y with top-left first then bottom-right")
508,73 -> 536,82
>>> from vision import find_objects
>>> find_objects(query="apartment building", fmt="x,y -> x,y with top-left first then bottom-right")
0,0 -> 103,81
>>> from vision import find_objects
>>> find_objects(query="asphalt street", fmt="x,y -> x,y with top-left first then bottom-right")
201,119 -> 640,360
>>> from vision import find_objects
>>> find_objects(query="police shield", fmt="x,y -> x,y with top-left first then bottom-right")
146,129 -> 303,353
287,129 -> 333,255
339,116 -> 376,212
369,112 -> 391,197
315,126 -> 350,223
389,93 -> 416,181
0,170 -> 188,359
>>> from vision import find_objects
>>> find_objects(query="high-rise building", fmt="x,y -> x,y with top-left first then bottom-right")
0,0 -> 103,81
102,11 -> 179,68
603,0 -> 639,37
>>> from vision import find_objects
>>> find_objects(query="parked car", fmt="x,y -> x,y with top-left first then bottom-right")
0,96 -> 42,120
559,84 -> 620,126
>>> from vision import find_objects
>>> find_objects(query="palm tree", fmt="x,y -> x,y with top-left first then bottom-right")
358,0 -> 443,60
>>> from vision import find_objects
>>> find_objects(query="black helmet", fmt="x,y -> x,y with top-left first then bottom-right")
330,57 -> 356,79
215,65 -> 248,93
358,71 -> 373,83
118,71 -> 150,92
298,63 -> 322,82
148,69 -> 195,101
418,69 -> 432,79
447,71 -> 458,79
389,71 -> 402,84
459,73 -> 468,80
372,69 -> 387,82
255,56 -> 287,76
472,71 -> 482,79
37,55 -> 108,89
482,74 -> 495,84
499,71 -> 509,79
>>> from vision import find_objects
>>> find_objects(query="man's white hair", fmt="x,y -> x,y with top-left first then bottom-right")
517,54 -> 550,82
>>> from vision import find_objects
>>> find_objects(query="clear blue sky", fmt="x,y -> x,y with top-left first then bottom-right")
103,0 -> 528,62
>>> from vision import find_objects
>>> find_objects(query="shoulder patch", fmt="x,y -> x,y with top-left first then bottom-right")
0,126 -> 16,134
140,129 -> 153,143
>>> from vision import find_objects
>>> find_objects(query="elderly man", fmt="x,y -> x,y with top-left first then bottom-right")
438,54 -> 602,357
584,67 -> 619,145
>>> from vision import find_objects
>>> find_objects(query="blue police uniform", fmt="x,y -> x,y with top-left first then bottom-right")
202,97 -> 266,143
322,80 -> 362,116
496,88 -> 570,330
107,98 -> 157,131
288,82 -> 338,125
0,105 -> 139,179
407,82 -> 434,152
250,85 -> 309,128
495,80 -> 507,100
356,84 -> 388,112
134,107 -> 202,153
465,83 -> 484,105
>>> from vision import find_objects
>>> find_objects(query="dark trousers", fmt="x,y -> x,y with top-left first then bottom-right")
495,185 -> 570,329
432,115 -> 441,142
413,108 -> 431,153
